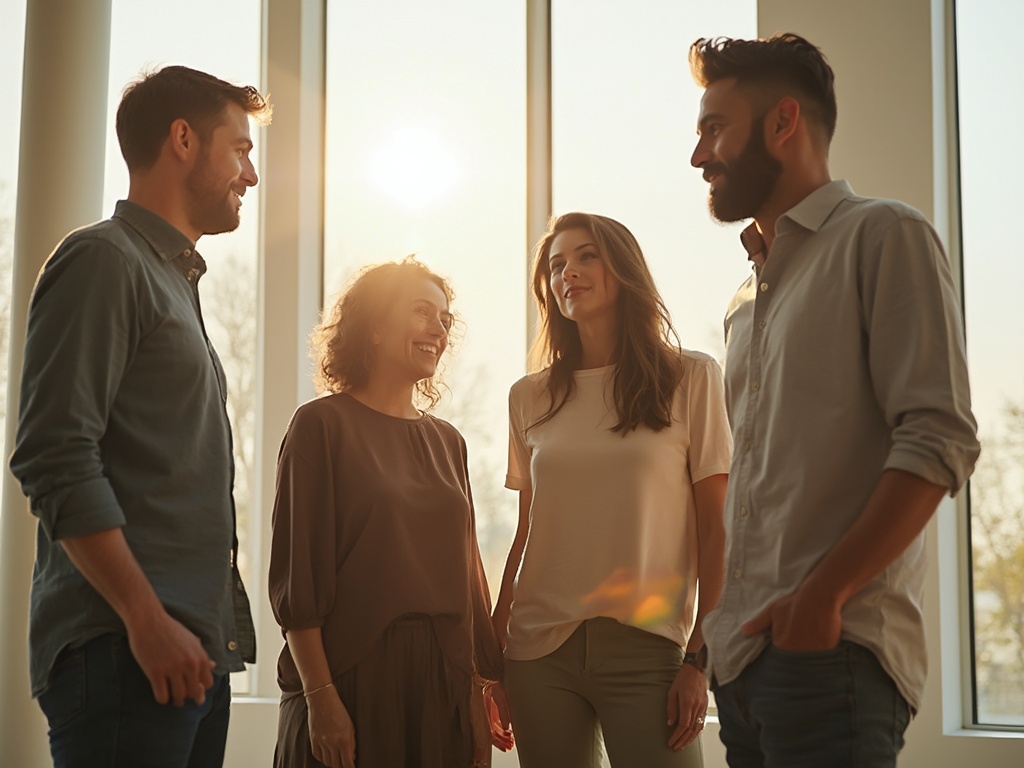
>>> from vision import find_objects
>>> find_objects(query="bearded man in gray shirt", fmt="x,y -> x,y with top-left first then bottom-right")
687,34 -> 979,767
10,66 -> 271,767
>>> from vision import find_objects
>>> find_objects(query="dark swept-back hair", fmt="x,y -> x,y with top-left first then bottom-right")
530,212 -> 683,434
310,257 -> 455,409
689,33 -> 837,144
116,65 -> 272,171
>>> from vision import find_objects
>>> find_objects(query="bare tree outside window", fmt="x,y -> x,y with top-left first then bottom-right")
971,402 -> 1024,724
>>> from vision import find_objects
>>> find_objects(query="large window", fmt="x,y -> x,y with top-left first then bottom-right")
323,0 -> 528,589
102,0 -> 264,693
957,0 -> 1024,728
552,0 -> 754,359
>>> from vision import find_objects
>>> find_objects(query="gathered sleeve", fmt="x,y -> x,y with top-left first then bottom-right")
685,356 -> 734,484
269,404 -> 339,632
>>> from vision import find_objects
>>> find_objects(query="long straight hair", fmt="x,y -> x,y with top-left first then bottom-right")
529,212 -> 683,433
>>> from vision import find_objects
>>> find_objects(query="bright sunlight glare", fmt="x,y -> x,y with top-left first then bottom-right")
366,125 -> 462,211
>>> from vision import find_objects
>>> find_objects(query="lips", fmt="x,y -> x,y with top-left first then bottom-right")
414,342 -> 439,356
564,286 -> 588,299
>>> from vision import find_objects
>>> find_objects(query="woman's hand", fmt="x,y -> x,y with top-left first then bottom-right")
306,687 -> 357,768
666,664 -> 707,751
483,681 -> 514,751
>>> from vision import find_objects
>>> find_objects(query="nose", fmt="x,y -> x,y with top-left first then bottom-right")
690,139 -> 709,169
241,156 -> 259,187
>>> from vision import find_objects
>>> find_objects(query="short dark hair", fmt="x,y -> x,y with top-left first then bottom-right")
116,65 -> 272,171
689,33 -> 837,143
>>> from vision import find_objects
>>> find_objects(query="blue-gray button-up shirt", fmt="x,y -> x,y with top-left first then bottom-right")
10,200 -> 255,697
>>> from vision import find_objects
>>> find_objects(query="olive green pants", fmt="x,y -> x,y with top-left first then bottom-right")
504,618 -> 704,768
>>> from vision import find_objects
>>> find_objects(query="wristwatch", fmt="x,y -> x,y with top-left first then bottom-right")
682,644 -> 708,673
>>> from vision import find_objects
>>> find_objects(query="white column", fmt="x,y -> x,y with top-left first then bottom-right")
223,0 -> 325,762
0,0 -> 112,765
525,0 -> 551,352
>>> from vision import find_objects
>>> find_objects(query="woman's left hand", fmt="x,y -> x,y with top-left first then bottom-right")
666,663 -> 708,750
470,680 -> 494,767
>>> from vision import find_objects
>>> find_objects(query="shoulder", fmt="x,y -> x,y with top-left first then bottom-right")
287,394 -> 348,436
422,411 -> 466,447
678,348 -> 720,369
836,194 -> 937,238
509,369 -> 550,402
676,349 -> 724,397
45,219 -> 139,272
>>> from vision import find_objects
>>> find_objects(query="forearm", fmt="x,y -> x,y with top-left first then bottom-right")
802,468 -> 946,609
61,528 -> 168,632
285,626 -> 335,692
492,489 -> 531,641
689,473 -> 727,652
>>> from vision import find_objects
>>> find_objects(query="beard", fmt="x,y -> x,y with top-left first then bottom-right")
185,149 -> 241,236
706,119 -> 783,223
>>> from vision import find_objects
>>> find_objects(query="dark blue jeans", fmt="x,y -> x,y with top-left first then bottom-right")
38,633 -> 232,768
712,641 -> 911,768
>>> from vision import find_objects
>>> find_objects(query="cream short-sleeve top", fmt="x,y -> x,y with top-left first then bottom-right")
504,350 -> 732,661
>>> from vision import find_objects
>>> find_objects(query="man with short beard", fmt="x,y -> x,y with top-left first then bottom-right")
10,66 -> 271,767
687,34 -> 979,767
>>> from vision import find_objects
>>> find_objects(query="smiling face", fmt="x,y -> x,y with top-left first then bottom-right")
371,276 -> 453,385
185,102 -> 258,236
690,77 -> 782,223
547,227 -> 621,324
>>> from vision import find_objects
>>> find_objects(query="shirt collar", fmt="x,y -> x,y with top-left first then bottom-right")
737,180 -> 856,270
112,200 -> 206,282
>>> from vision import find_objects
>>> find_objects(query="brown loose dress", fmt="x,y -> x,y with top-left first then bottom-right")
269,393 -> 503,767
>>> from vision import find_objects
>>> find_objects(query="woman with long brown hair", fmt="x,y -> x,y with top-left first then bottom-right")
489,213 -> 731,767
269,258 -> 502,768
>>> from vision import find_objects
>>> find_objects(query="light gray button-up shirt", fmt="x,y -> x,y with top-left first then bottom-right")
703,180 -> 980,711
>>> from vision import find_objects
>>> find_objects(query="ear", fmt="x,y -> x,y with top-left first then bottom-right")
765,96 -> 800,149
167,118 -> 197,162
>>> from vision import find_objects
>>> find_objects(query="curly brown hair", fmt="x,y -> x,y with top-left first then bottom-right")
530,212 -> 683,434
311,257 -> 455,409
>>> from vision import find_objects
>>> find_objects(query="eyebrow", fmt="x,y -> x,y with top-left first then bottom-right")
235,138 -> 254,151
696,112 -> 726,132
413,297 -> 452,315
548,241 -> 597,262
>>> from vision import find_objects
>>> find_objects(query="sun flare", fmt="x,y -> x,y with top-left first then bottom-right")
367,125 -> 462,211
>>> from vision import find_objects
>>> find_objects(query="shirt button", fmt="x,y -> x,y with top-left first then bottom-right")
743,440 -> 752,452
733,569 -> 743,579
751,382 -> 760,391
759,282 -> 769,292
227,640 -> 238,651
758,320 -> 766,329
236,580 -> 245,592
740,506 -> 749,517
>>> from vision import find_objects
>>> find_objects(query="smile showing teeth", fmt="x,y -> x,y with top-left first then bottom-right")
414,343 -> 438,355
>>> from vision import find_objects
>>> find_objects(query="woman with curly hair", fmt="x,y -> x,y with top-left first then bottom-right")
269,258 -> 503,768
488,213 -> 731,767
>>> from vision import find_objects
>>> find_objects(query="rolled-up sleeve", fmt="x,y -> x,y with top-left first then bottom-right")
866,216 -> 980,494
10,238 -> 136,540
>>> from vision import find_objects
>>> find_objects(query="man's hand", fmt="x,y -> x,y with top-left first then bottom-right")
306,687 -> 357,768
126,611 -> 216,706
666,663 -> 707,750
741,582 -> 842,651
